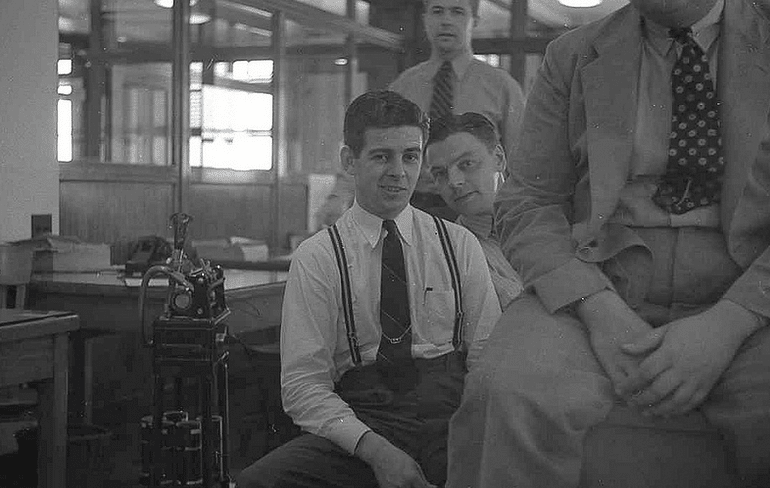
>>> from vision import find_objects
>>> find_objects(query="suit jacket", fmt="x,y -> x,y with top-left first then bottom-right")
496,0 -> 770,316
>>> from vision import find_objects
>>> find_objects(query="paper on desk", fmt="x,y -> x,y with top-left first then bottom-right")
122,276 -> 170,287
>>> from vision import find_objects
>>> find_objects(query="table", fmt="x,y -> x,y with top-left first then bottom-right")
0,309 -> 79,488
27,268 -> 286,421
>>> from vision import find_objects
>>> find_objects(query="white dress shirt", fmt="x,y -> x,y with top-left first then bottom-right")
280,202 -> 501,455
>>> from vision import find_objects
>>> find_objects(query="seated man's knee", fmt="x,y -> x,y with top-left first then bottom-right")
235,458 -> 275,488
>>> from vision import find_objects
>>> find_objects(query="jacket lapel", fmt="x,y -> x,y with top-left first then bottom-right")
721,0 -> 770,232
580,8 -> 643,234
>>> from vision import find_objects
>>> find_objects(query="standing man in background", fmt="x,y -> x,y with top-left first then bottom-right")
390,0 -> 525,220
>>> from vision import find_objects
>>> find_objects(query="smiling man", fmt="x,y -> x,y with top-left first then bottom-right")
236,91 -> 501,488
390,0 -> 524,221
426,112 -> 522,310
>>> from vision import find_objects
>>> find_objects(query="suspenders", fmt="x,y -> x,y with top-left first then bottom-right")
327,216 -> 464,366
432,215 -> 465,350
328,224 -> 362,365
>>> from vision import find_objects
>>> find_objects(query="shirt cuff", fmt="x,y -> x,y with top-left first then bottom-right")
531,257 -> 614,313
321,415 -> 372,455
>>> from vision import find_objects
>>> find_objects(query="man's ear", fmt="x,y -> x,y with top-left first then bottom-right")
492,144 -> 507,173
472,15 -> 479,29
340,145 -> 357,176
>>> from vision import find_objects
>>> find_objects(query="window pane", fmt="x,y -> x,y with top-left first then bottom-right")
113,64 -> 171,165
201,134 -> 272,170
57,99 -> 72,162
200,85 -> 272,170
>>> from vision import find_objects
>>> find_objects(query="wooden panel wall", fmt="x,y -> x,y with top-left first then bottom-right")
59,164 -> 308,262
60,180 -> 175,243
187,182 -> 273,241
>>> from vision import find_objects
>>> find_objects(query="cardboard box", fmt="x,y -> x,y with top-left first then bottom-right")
193,237 -> 269,263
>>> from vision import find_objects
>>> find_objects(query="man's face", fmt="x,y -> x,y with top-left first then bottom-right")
423,0 -> 476,59
426,132 -> 505,217
342,126 -> 424,220
629,0 -> 718,28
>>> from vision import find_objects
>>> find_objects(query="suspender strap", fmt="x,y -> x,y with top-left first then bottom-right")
329,217 -> 465,363
432,215 -> 465,350
328,224 -> 362,366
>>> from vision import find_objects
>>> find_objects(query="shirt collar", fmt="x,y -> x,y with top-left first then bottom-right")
428,50 -> 474,80
350,201 -> 415,249
642,0 -> 723,57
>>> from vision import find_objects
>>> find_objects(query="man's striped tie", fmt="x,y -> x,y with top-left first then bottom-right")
430,61 -> 454,121
378,219 -> 412,366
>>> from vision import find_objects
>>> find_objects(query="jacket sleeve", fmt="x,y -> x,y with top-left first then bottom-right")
494,39 -> 612,313
499,74 -> 526,164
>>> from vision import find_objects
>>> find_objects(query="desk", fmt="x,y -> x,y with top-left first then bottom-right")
27,269 -> 286,421
0,310 -> 79,488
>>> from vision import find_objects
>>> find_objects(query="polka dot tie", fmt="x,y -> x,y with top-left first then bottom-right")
652,27 -> 724,215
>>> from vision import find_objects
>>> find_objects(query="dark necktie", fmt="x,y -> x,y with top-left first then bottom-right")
652,27 -> 724,214
378,220 -> 412,366
429,61 -> 454,121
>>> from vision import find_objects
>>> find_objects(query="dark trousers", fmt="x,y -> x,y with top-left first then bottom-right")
236,351 -> 466,488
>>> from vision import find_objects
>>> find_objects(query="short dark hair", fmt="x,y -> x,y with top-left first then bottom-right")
426,112 -> 500,153
423,0 -> 480,17
343,90 -> 430,157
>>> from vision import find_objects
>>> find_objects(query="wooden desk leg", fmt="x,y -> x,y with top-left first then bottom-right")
83,338 -> 93,424
70,331 -> 93,424
38,333 -> 69,488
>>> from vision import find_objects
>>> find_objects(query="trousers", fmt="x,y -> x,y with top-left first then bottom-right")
236,351 -> 466,488
447,227 -> 770,488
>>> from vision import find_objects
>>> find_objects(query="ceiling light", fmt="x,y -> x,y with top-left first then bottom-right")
189,12 -> 211,24
558,0 -> 602,7
154,0 -> 210,24
154,0 -> 199,8
334,58 -> 348,66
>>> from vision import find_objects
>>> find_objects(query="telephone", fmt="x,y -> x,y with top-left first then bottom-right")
125,235 -> 173,277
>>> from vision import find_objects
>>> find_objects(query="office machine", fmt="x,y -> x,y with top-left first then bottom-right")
138,213 -> 233,488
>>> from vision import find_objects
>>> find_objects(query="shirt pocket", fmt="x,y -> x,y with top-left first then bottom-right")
418,289 -> 456,346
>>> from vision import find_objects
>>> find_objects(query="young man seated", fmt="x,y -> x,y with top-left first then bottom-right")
235,91 -> 501,488
425,112 -> 523,310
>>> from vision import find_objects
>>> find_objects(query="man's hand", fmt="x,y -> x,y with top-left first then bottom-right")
618,300 -> 764,417
355,431 -> 437,488
577,290 -> 655,398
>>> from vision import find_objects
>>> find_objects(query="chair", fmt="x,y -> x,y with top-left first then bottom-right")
228,331 -> 299,462
240,340 -> 299,456
0,243 -> 33,309
0,284 -> 27,309
581,404 -> 732,488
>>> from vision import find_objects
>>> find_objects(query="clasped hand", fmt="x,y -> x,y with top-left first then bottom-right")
616,300 -> 757,417
580,292 -> 755,418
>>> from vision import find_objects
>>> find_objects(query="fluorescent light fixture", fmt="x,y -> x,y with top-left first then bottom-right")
334,58 -> 348,66
558,0 -> 602,7
154,0 -> 209,23
189,12 -> 211,24
154,0 -> 199,8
